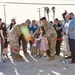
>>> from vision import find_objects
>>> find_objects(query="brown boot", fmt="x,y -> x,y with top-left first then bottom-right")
48,56 -> 55,61
24,52 -> 29,56
14,54 -> 24,62
50,56 -> 55,60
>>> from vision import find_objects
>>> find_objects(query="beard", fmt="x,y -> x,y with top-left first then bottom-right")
69,17 -> 72,20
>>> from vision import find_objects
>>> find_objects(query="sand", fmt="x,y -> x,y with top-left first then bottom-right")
0,50 -> 75,75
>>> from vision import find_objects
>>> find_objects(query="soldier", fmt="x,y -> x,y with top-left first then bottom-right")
34,17 -> 57,60
9,19 -> 31,61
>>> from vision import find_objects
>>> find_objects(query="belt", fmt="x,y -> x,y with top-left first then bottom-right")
69,38 -> 75,40
64,32 -> 66,34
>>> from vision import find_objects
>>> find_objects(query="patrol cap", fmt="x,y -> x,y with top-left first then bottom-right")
25,19 -> 31,24
54,18 -> 59,22
55,18 -> 58,20
40,17 -> 46,20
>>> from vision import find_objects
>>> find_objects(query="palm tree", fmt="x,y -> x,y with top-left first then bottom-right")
51,6 -> 55,22
44,7 -> 50,21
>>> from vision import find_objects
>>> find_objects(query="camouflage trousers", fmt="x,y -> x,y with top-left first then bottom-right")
48,38 -> 56,57
9,35 -> 20,54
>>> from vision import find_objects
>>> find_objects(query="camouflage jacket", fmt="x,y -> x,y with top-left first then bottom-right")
35,22 -> 57,40
9,23 -> 25,37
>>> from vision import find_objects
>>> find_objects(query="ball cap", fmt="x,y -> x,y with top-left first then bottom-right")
25,19 -> 31,24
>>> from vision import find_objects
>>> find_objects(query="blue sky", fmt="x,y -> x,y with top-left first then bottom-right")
0,0 -> 75,24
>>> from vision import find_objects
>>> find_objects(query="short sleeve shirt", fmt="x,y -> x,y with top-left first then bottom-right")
69,18 -> 75,39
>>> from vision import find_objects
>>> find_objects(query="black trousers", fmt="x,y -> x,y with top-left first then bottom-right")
69,39 -> 75,62
56,40 -> 61,55
18,35 -> 27,53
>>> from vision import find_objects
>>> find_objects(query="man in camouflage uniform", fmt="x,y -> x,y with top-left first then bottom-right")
35,17 -> 57,60
9,19 -> 31,61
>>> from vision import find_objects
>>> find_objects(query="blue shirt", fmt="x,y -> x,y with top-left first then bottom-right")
69,18 -> 75,39
29,24 -> 38,33
64,21 -> 70,34
59,20 -> 70,34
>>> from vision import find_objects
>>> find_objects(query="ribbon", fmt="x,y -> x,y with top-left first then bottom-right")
55,38 -> 63,40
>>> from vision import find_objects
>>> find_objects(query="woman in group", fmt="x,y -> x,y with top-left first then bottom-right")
1,22 -> 8,58
53,18 -> 62,56
0,23 -> 5,62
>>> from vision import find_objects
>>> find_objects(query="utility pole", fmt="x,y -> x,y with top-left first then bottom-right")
37,8 -> 41,24
2,4 -> 7,23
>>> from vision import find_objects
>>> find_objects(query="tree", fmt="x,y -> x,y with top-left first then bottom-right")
44,7 -> 50,21
51,6 -> 55,22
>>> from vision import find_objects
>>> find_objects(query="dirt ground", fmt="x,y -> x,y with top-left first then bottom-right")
0,49 -> 75,75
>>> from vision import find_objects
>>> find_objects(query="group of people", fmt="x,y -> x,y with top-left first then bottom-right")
53,11 -> 75,64
0,10 -> 75,64
31,17 -> 57,60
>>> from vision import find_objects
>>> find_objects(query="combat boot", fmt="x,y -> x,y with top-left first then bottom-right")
14,54 -> 24,62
